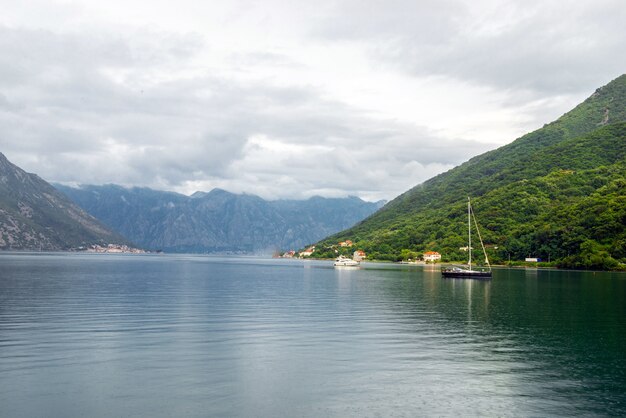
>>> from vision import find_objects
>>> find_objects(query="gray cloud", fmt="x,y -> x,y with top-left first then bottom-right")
312,0 -> 626,97
0,25 -> 482,200
0,0 -> 622,201
311,0 -> 464,45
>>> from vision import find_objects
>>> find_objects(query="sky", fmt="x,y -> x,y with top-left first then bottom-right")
0,0 -> 625,201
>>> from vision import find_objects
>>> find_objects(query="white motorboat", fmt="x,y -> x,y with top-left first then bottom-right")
334,255 -> 360,267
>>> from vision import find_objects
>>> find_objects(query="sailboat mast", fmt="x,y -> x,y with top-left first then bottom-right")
468,197 -> 472,271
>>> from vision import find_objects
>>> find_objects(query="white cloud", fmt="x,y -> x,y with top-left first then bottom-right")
0,0 -> 623,201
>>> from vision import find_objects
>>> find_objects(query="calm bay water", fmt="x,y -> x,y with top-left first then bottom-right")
0,253 -> 625,417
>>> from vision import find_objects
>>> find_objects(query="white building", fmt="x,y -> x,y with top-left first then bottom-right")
423,251 -> 441,262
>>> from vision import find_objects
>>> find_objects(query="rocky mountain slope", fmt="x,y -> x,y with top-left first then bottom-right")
0,153 -> 129,250
56,184 -> 384,253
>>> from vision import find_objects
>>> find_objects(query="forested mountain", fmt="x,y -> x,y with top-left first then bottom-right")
0,153 -> 129,250
56,184 -> 384,253
316,74 -> 626,270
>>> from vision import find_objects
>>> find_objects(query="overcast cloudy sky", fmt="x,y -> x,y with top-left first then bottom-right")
1,0 -> 624,201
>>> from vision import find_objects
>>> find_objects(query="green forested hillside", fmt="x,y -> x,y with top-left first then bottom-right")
315,74 -> 626,270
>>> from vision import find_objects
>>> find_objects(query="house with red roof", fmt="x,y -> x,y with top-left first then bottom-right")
423,251 -> 441,262
353,250 -> 366,261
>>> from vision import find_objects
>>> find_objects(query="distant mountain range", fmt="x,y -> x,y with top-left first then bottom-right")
316,74 -> 626,270
0,152 -> 128,250
55,184 -> 385,253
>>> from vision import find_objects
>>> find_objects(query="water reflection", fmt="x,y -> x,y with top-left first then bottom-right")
0,254 -> 624,417
370,264 -> 626,416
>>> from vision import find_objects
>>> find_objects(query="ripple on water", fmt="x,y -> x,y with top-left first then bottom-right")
0,254 -> 625,417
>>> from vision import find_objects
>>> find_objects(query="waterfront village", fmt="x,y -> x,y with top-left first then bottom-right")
280,240 -> 443,263
81,244 -> 147,254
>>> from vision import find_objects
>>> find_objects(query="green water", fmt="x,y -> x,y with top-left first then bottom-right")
0,254 -> 624,416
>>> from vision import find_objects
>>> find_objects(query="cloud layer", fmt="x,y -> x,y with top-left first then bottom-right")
0,0 -> 624,201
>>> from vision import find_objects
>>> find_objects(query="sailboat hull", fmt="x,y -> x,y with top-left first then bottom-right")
441,269 -> 492,279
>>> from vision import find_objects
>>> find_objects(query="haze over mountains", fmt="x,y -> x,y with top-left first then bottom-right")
0,148 -> 383,254
0,152 -> 128,250
56,184 -> 384,253
317,74 -> 626,269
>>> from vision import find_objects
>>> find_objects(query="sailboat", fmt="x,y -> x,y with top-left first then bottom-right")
441,197 -> 492,279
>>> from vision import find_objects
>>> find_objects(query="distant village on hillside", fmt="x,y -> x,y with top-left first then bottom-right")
81,244 -> 147,254
279,240 -> 443,263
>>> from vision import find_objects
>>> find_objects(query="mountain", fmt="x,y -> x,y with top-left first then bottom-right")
0,153 -> 130,250
315,74 -> 626,270
55,184 -> 385,253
